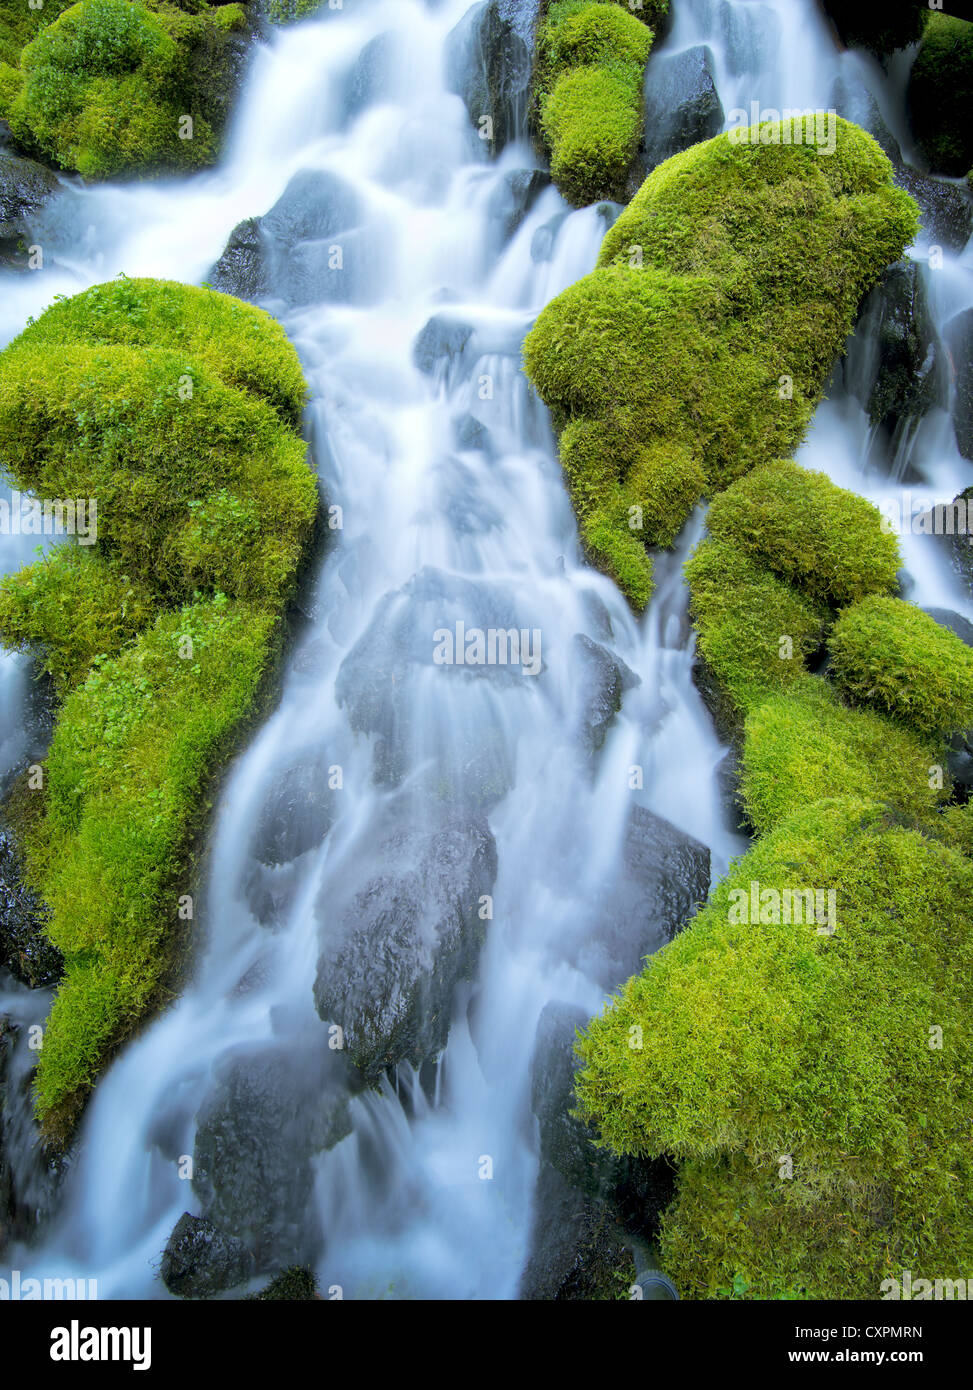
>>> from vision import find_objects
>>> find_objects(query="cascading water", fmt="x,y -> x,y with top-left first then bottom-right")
0,0 -> 970,1300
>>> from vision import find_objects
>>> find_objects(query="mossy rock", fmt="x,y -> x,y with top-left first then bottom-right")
685,537 -> 828,720
0,277 -> 316,1131
704,459 -> 901,609
534,1 -> 657,206
740,676 -> 946,836
523,118 -> 918,608
828,594 -> 973,735
907,13 -> 973,177
819,0 -> 928,59
0,0 -> 252,180
576,797 -> 973,1298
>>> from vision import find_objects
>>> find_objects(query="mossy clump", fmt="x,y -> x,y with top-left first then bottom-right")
0,277 -> 316,1131
685,538 -> 827,718
906,13 -> 973,177
247,1266 -> 319,1300
0,0 -> 250,180
705,459 -> 902,609
576,797 -> 973,1299
534,0 -> 655,206
0,0 -> 75,69
828,595 -> 973,735
523,119 -> 918,608
740,676 -> 945,836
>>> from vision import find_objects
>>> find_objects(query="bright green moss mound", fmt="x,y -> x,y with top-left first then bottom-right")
0,0 -> 75,69
828,595 -> 973,735
0,0 -> 249,179
705,459 -> 901,609
0,278 -> 316,1130
0,547 -> 155,695
741,676 -> 945,836
906,13 -> 973,178
33,596 -> 274,1118
535,1 -> 655,206
523,119 -> 918,608
576,797 -> 973,1299
686,538 -> 827,718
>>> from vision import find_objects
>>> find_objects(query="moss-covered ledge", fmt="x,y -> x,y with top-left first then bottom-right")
531,0 -> 666,207
0,277 -> 318,1138
523,117 -> 919,606
0,0 -> 254,180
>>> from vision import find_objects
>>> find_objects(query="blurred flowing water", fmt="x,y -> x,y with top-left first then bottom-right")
0,0 -> 969,1298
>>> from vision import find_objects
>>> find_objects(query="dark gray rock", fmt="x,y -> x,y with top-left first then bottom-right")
160,1213 -> 254,1299
894,167 -> 973,253
0,150 -> 61,270
488,167 -> 549,240
845,259 -> 946,441
262,168 -> 361,248
832,70 -> 900,163
206,218 -> 269,302
444,0 -> 532,152
573,633 -> 640,753
192,1041 -> 352,1271
251,755 -> 336,867
313,813 -> 497,1080
944,309 -> 973,460
564,805 -> 710,992
922,489 -> 973,594
638,45 -> 723,177
341,32 -> 395,123
924,607 -> 973,647
520,1161 -> 635,1300
0,832 -> 61,990
413,313 -> 475,379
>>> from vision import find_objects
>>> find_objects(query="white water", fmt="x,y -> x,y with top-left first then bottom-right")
1,0 -> 970,1299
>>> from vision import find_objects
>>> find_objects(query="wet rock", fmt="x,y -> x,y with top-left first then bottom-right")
444,0 -> 531,152
924,607 -> 973,647
341,32 -> 395,123
313,813 -> 498,1081
565,806 -> 710,992
206,218 -> 269,302
520,1163 -> 635,1300
247,1265 -> 319,1300
638,45 -> 723,177
262,168 -> 361,247
192,1041 -> 352,1270
452,411 -> 495,456
251,754 -> 336,867
894,167 -> 973,253
160,1213 -> 254,1299
488,167 -> 548,240
413,313 -> 475,378
832,71 -> 900,163
0,150 -> 61,271
0,831 -> 61,990
923,489 -> 973,595
944,309 -> 973,460
845,259 -> 945,440
573,633 -> 640,754
531,211 -> 568,263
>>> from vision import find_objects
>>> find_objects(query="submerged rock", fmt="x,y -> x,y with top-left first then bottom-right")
444,0 -> 531,152
412,314 -> 475,379
563,806 -> 710,992
313,813 -> 498,1081
638,45 -> 723,177
341,32 -> 396,123
160,1213 -> 254,1299
573,633 -> 640,753
488,167 -> 549,241
192,1041 -> 352,1271
944,309 -> 973,461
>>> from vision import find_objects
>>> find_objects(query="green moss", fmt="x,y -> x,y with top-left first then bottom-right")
523,119 -> 918,608
740,676 -> 946,836
705,459 -> 902,609
686,538 -> 827,718
576,797 -> 973,1299
247,1266 -> 319,1300
0,278 -> 316,1130
907,13 -> 973,177
0,547 -> 155,694
828,595 -> 973,735
1,0 -> 250,179
264,0 -> 321,24
535,1 -> 655,207
0,0 -> 76,69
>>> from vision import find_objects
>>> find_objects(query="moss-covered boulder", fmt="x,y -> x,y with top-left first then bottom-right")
0,0 -> 252,180
523,118 -> 918,607
907,13 -> 973,178
828,595 -> 973,735
0,277 -> 316,1133
576,797 -> 973,1299
533,0 -> 658,206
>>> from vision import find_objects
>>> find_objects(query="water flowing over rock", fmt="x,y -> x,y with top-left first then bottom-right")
944,309 -> 973,461
313,812 -> 498,1081
573,633 -> 640,754
639,45 -> 724,175
444,0 -> 532,152
0,151 -> 61,272
894,168 -> 973,254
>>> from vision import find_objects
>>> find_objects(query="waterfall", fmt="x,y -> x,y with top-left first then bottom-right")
1,0 -> 970,1300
